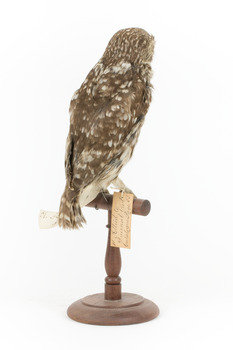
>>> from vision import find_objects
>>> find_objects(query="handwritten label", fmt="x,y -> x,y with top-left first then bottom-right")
110,192 -> 134,249
38,210 -> 59,229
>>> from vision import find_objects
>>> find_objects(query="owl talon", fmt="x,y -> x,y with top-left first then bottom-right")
101,189 -> 110,203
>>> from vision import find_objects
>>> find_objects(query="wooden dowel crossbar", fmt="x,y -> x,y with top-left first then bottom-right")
86,193 -> 151,216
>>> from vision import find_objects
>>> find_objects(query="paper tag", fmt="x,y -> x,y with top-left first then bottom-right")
110,192 -> 134,249
38,210 -> 59,229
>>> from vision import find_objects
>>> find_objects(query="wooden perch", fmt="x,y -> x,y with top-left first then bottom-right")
86,193 -> 151,216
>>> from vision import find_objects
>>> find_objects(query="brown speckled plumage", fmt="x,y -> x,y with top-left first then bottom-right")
59,27 -> 155,229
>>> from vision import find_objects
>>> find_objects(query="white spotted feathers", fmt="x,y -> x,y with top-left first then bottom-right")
58,27 -> 155,229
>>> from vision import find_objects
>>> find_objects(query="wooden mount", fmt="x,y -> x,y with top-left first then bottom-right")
67,194 -> 159,326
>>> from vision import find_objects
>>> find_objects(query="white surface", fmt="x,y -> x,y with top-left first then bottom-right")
0,0 -> 233,349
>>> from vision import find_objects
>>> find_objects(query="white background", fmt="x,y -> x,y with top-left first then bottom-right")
0,0 -> 233,349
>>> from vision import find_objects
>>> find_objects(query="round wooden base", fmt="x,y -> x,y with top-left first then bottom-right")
67,292 -> 159,326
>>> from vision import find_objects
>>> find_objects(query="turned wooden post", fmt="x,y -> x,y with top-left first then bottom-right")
105,210 -> 122,300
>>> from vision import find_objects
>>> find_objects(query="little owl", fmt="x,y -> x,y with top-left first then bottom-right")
59,27 -> 155,229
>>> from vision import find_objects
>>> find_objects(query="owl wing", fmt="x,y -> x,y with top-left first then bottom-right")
65,83 -> 148,198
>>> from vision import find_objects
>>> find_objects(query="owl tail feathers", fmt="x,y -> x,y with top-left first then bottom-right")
58,191 -> 86,230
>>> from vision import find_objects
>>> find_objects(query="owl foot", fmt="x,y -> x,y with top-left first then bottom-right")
111,177 -> 137,198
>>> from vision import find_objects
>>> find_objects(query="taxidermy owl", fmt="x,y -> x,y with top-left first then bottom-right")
58,27 -> 155,229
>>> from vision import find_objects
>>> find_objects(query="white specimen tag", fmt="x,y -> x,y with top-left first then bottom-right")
38,210 -> 59,229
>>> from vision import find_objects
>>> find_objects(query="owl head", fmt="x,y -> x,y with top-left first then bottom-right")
102,28 -> 155,65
